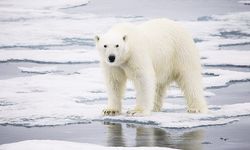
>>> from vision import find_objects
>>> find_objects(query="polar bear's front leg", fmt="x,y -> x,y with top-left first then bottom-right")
103,67 -> 127,116
127,72 -> 155,116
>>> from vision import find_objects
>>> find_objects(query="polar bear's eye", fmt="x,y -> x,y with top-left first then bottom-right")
115,44 -> 119,48
104,45 -> 107,48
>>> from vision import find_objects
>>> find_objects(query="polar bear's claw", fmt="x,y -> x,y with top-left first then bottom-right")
102,109 -> 120,116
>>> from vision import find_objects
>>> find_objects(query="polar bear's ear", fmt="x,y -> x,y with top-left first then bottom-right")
123,35 -> 127,41
94,35 -> 100,42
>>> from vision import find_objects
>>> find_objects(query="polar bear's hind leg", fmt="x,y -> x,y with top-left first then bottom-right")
177,71 -> 208,113
153,82 -> 168,112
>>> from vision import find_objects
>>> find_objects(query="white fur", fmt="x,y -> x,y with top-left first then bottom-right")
95,19 -> 208,116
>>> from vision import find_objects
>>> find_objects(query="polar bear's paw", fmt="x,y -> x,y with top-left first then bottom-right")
102,109 -> 120,116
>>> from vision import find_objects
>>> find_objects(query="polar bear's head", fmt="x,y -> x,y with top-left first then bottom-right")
94,32 -> 129,66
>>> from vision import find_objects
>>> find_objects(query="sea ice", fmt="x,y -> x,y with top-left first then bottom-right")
18,66 -> 59,74
238,1 -> 250,5
0,0 -> 90,10
0,67 -> 250,128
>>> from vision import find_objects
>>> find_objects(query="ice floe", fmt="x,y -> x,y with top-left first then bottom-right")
0,0 -> 146,50
203,69 -> 250,88
0,0 -> 90,10
0,50 -> 99,64
201,50 -> 250,67
101,102 -> 250,128
1,48 -> 250,68
184,12 -> 250,52
0,11 -> 250,68
0,67 -> 250,127
0,140 -> 176,150
238,0 -> 250,5
1,99 -> 250,128
18,66 -> 60,74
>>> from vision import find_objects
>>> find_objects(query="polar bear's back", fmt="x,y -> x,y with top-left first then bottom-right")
110,19 -> 197,55
139,18 -> 185,34
138,19 -> 195,51
108,19 -> 201,79
140,19 -> 200,74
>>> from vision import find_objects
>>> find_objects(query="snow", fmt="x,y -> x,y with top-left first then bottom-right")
0,140 -> 177,150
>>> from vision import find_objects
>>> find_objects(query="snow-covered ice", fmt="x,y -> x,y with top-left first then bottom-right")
101,102 -> 250,128
18,66 -> 60,74
1,49 -> 250,67
0,140 -> 176,150
238,0 -> 250,5
0,0 -> 90,10
0,67 -> 250,128
0,50 -> 99,64
0,0 -> 146,50
203,69 -> 250,88
202,50 -> 250,67
1,98 -> 250,128
0,11 -> 250,67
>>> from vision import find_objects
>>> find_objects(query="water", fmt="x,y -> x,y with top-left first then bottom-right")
207,82 -> 250,105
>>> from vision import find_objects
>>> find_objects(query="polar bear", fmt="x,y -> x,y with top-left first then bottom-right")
95,19 -> 208,116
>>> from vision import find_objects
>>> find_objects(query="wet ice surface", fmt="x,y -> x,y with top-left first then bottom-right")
0,0 -> 250,149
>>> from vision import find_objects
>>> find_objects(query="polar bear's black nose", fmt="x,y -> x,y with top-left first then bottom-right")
108,55 -> 115,63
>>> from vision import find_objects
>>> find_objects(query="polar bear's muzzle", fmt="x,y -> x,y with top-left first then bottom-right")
108,54 -> 116,63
